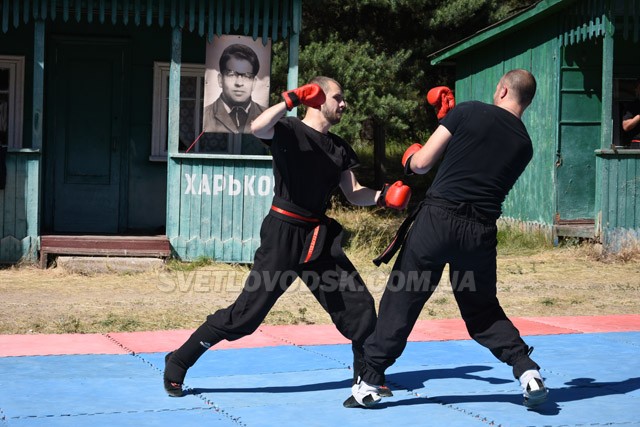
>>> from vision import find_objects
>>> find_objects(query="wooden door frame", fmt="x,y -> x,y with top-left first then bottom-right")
43,35 -> 131,234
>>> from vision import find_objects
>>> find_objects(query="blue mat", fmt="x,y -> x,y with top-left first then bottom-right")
1,332 -> 639,426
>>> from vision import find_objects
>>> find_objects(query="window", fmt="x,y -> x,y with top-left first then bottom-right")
150,62 -> 268,161
151,62 -> 206,160
0,56 -> 25,149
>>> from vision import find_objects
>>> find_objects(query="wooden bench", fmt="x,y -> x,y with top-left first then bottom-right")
39,235 -> 171,268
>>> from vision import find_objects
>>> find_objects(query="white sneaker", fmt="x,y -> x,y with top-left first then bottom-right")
519,369 -> 548,407
345,377 -> 383,408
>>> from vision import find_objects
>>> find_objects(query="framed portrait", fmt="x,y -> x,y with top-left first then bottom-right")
203,35 -> 271,134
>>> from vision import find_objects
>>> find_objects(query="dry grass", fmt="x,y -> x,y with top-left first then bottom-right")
1,218 -> 639,335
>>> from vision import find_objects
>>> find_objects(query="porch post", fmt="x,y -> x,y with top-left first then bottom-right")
165,26 -> 182,243
601,8 -> 614,150
596,1 -> 615,239
31,19 -> 45,260
285,0 -> 300,117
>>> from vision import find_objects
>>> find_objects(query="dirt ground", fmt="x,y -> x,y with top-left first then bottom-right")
1,245 -> 639,335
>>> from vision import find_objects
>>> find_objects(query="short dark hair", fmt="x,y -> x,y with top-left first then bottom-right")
219,43 -> 260,75
309,76 -> 342,94
503,69 -> 537,107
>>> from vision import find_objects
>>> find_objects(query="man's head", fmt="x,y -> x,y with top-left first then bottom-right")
218,44 -> 260,106
635,79 -> 640,99
493,69 -> 537,114
308,76 -> 346,126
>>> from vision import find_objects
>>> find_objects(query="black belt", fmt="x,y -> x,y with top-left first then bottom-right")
373,196 -> 494,266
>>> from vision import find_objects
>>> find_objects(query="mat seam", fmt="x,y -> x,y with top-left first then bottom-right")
105,333 -> 248,426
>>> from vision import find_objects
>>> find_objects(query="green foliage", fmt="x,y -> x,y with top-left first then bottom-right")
300,35 -> 420,144
285,0 -> 539,145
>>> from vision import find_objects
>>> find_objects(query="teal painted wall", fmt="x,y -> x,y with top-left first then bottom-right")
599,152 -> 640,250
0,151 -> 39,263
169,157 -> 273,262
454,17 -> 560,227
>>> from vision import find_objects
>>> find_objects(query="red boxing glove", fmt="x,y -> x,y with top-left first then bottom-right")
282,84 -> 326,111
426,86 -> 455,119
401,143 -> 422,175
377,181 -> 411,210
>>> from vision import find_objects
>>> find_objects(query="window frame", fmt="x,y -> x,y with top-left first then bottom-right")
0,55 -> 25,149
150,61 -> 211,161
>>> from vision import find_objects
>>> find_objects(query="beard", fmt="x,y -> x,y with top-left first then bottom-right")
322,107 -> 342,125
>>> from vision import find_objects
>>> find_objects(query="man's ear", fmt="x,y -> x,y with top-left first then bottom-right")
498,85 -> 508,100
217,73 -> 223,88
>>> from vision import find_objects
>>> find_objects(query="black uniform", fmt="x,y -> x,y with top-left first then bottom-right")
165,117 -> 377,386
360,101 -> 540,386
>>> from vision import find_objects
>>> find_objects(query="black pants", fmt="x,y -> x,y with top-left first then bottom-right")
360,201 -> 539,386
167,214 -> 377,383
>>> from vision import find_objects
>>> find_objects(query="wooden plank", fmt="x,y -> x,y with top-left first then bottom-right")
207,0 -> 214,42
262,0 -> 269,45
112,0 -> 117,25
221,161 -> 234,260
241,160 -> 256,261
271,0 -> 279,42
40,236 -> 170,251
231,161 -> 244,261
224,0 -> 230,33
14,151 -> 27,239
244,0 -> 251,35
252,0 -> 259,40
151,0 -> 158,27
3,152 -> 16,239
157,0 -> 163,27
211,161 -> 223,260
178,161 -> 192,251
13,0 -> 20,28
199,161 -> 213,245
198,0 -> 204,35
215,0 -> 222,36
187,161 -> 203,261
2,0 -> 8,33
627,157 -> 637,228
233,0 -> 240,30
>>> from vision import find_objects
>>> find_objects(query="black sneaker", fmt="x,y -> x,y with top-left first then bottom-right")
164,352 -> 184,397
377,385 -> 393,398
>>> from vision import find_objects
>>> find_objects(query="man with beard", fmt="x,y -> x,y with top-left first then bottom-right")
164,76 -> 411,398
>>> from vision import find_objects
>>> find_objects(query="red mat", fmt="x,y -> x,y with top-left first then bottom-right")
1,315 -> 638,357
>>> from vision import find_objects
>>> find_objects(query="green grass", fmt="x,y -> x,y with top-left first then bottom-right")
497,223 -> 552,256
166,256 -> 215,271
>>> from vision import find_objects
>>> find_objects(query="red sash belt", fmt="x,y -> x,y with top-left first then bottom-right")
269,205 -> 330,264
270,205 -> 320,223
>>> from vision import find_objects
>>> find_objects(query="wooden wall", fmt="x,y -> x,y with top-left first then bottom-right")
0,151 -> 39,263
167,156 -> 273,262
454,17 -> 560,227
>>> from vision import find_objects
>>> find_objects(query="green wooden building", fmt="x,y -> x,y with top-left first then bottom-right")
0,0 -> 302,265
431,0 -> 640,252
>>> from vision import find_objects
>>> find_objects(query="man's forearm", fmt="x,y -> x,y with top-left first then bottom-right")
251,102 -> 288,139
